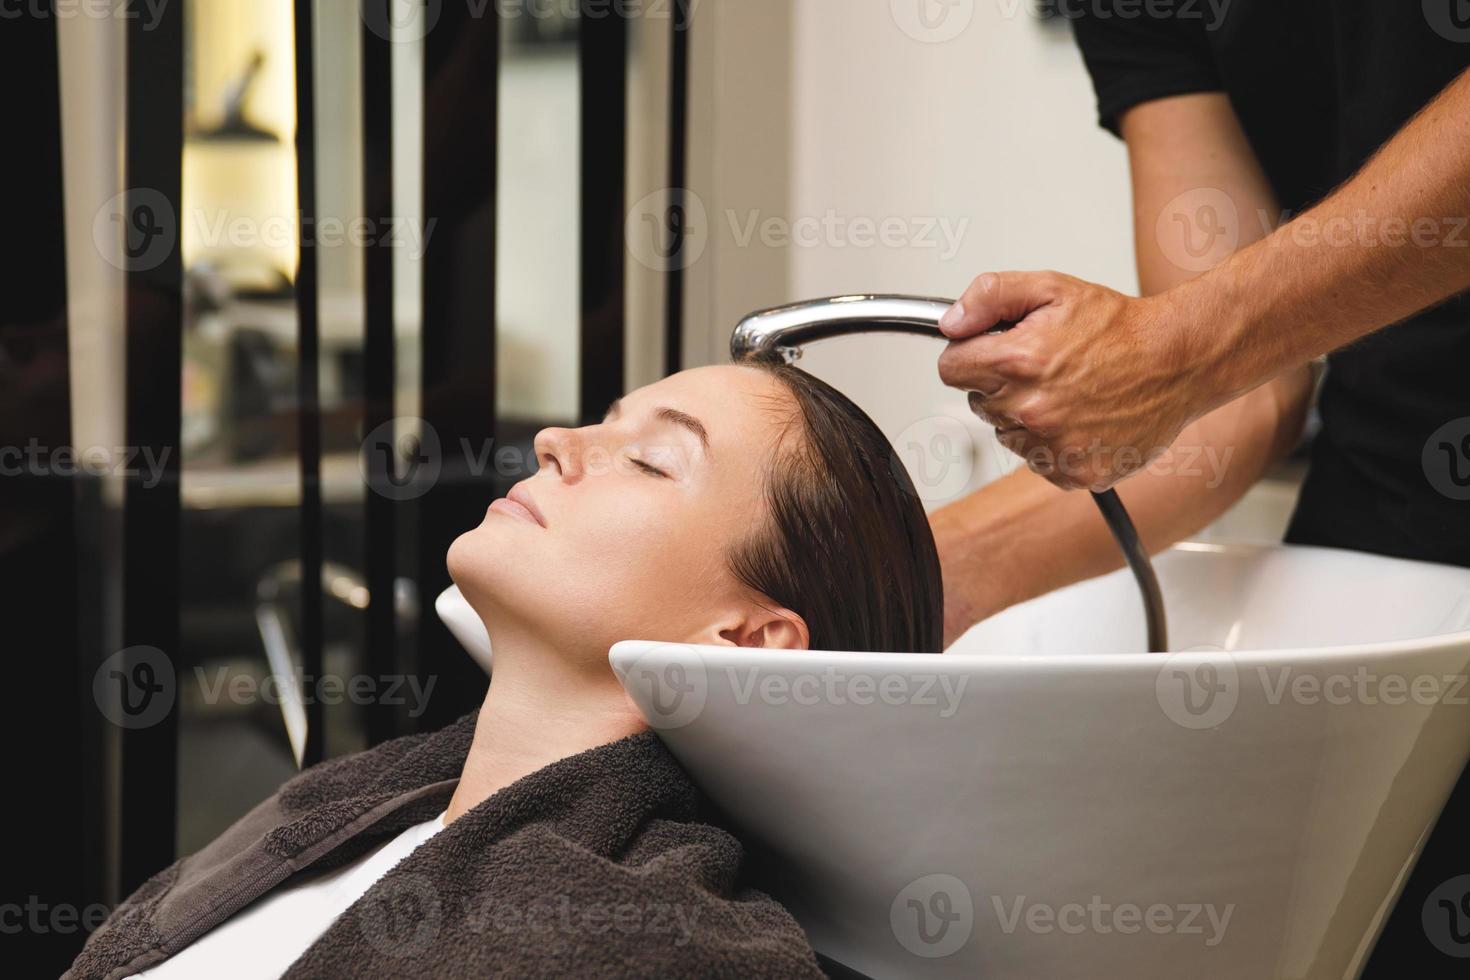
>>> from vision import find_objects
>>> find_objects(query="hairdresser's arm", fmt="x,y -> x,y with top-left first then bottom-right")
934,93 -> 1312,645
939,68 -> 1470,494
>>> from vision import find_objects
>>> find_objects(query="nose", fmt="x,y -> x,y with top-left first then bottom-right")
533,425 -> 583,482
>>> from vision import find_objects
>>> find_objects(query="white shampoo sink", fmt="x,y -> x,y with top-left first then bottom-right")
601,543 -> 1470,979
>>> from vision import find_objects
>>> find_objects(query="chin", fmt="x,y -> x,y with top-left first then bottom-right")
446,527 -> 544,621
445,527 -> 497,600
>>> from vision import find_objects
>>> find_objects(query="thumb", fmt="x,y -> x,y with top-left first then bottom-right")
939,271 -> 1064,340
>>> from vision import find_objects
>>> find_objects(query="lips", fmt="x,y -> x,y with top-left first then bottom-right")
493,483 -> 547,528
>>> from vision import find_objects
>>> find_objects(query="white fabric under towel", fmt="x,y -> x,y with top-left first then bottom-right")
128,810 -> 447,980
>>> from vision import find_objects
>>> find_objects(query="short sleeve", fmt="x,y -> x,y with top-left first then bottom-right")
1070,4 -> 1223,137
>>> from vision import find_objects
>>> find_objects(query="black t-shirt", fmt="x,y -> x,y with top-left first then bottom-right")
1070,1 -> 1470,568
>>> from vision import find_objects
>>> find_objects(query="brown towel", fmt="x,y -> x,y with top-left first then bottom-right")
66,714 -> 824,979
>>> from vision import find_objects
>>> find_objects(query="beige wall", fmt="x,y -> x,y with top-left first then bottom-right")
58,14 -> 128,460
679,0 -> 796,369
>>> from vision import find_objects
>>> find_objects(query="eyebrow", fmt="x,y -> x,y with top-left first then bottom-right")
603,398 -> 711,453
656,407 -> 711,452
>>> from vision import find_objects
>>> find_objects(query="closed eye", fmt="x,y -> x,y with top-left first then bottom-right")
632,458 -> 671,479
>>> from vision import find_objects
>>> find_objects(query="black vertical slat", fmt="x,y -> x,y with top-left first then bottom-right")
579,8 -> 629,418
414,2 -> 501,732
361,0 -> 398,745
119,0 -> 184,894
2,9 -> 86,973
663,0 -> 691,376
294,0 -> 325,766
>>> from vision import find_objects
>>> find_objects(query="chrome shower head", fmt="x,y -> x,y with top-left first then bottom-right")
731,295 -> 961,364
729,293 -> 1168,653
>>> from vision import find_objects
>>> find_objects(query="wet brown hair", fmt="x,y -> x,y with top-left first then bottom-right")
728,361 -> 944,653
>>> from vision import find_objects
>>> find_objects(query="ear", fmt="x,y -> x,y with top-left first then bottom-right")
697,603 -> 810,651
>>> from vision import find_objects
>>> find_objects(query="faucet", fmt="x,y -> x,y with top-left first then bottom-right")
732,294 -> 1168,653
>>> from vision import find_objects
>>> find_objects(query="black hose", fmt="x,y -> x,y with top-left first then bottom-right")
1090,489 -> 1168,653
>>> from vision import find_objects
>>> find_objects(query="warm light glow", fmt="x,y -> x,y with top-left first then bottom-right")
181,0 -> 300,281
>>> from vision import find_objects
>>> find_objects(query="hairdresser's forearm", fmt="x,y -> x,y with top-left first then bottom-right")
932,371 -> 1306,645
1188,68 -> 1470,407
933,92 -> 1304,644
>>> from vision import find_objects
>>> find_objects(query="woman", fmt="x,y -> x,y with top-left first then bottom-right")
68,361 -> 943,979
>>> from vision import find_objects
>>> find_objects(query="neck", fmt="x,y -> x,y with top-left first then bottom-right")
445,620 -> 647,823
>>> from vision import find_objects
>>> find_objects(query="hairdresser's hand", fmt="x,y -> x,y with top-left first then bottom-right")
936,271 -> 1226,492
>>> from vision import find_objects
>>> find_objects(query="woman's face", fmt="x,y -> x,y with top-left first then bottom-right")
447,364 -> 809,661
